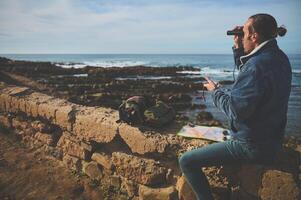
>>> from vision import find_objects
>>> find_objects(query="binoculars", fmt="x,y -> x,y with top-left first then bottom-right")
227,29 -> 244,36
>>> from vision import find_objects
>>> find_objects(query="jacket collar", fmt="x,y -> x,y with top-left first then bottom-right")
239,39 -> 278,70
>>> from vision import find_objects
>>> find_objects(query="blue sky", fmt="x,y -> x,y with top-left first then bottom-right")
0,0 -> 300,54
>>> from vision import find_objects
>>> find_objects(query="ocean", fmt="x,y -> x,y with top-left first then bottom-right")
1,54 -> 301,136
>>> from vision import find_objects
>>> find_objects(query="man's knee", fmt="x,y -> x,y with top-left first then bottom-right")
178,151 -> 194,171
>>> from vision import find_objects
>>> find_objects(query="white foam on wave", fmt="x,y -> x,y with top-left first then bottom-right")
55,60 -> 149,68
177,67 -> 238,77
83,60 -> 148,68
116,75 -> 172,80
177,70 -> 201,74
55,63 -> 87,69
293,69 -> 301,74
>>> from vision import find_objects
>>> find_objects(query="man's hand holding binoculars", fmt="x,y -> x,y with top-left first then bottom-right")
233,26 -> 244,49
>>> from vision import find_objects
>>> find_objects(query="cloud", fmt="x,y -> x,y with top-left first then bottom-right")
0,0 -> 300,53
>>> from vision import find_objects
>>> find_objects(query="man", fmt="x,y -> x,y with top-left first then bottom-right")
179,14 -> 291,200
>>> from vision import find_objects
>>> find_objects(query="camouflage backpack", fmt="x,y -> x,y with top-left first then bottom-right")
118,96 -> 147,125
143,101 -> 175,128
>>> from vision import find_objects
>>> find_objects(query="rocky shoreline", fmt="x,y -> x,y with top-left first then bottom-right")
0,56 -> 226,126
0,57 -> 301,200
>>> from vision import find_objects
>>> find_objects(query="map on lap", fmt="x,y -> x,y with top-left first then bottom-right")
177,124 -> 230,142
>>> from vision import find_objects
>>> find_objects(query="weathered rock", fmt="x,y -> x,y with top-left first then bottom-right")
10,88 -> 31,113
25,92 -> 53,118
112,152 -> 167,186
11,117 -> 30,130
0,114 -> 11,128
82,161 -> 103,180
55,103 -> 75,131
62,154 -> 82,171
31,120 -> 50,133
138,185 -> 177,200
73,107 -> 118,143
84,184 -> 104,200
121,178 -> 137,197
176,176 -> 197,200
34,131 -> 56,146
91,152 -> 113,170
118,123 -> 168,154
0,86 -> 29,113
57,132 -> 91,160
259,170 -> 301,200
37,98 -> 57,122
110,175 -> 121,188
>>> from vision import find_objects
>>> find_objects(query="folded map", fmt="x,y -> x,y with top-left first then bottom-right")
177,125 -> 230,142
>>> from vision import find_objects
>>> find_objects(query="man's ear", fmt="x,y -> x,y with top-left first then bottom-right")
251,32 -> 260,43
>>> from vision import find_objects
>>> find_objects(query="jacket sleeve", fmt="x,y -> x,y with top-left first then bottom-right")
232,46 -> 245,69
212,64 -> 263,122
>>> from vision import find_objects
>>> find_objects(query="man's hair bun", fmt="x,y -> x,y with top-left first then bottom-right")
277,25 -> 287,37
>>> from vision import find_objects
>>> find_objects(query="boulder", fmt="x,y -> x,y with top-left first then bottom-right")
176,176 -> 197,200
121,178 -> 137,197
82,161 -> 103,180
112,152 -> 167,186
34,132 -> 56,146
55,103 -> 75,131
73,107 -> 118,143
11,117 -> 30,130
118,123 -> 168,154
91,152 -> 113,170
62,154 -> 82,171
25,92 -> 53,118
57,132 -> 91,160
138,185 -> 177,200
0,114 -> 11,128
259,170 -> 301,200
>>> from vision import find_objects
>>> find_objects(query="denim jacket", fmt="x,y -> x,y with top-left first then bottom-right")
212,39 -> 292,148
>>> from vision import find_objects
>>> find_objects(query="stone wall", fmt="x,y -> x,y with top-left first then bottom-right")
0,85 -> 300,200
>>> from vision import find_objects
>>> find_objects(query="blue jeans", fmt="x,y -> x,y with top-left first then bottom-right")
178,139 -> 266,200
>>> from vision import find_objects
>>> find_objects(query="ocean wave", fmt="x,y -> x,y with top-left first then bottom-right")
55,63 -> 87,69
55,60 -> 149,68
116,76 -> 172,80
177,67 -> 238,77
292,69 -> 301,74
83,60 -> 148,68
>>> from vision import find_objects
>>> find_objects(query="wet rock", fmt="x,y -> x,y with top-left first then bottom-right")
0,57 -> 11,64
168,94 -> 192,103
